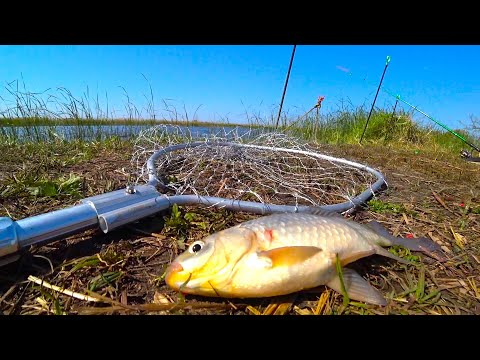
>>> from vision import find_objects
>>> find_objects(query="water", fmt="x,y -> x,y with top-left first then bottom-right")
0,124 -> 259,142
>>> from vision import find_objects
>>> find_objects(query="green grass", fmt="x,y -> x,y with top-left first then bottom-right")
0,79 -> 257,143
1,173 -> 82,199
0,138 -> 132,203
388,246 -> 421,263
283,106 -> 479,155
0,79 -> 478,156
88,271 -> 123,291
26,174 -> 82,198
367,199 -> 409,214
1,109 -> 478,155
163,204 -> 200,250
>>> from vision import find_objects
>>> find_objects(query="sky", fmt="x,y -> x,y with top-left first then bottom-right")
0,45 -> 478,130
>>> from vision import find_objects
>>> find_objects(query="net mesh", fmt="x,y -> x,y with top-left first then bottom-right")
131,125 -> 379,208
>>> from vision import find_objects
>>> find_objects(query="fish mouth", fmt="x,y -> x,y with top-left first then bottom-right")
165,262 -> 190,290
165,262 -> 222,297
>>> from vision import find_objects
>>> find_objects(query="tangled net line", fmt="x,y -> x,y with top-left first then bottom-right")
131,125 -> 379,209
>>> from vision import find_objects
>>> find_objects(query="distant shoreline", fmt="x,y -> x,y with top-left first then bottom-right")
0,118 -> 257,128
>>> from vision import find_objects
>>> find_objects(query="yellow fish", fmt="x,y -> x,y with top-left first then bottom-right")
165,210 -> 446,306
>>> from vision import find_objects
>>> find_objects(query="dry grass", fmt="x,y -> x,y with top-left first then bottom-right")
0,141 -> 479,315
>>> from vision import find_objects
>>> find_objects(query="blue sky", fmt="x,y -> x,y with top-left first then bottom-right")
0,45 -> 478,129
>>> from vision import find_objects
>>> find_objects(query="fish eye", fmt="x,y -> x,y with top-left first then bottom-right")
188,241 -> 205,254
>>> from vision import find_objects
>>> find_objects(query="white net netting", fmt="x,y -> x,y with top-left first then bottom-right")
131,125 -> 381,208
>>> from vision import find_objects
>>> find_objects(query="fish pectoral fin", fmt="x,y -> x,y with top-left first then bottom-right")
326,268 -> 387,306
258,246 -> 322,268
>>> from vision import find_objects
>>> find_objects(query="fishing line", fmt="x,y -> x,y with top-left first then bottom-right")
339,64 -> 480,153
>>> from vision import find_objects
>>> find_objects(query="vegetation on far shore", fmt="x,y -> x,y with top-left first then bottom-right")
0,79 -> 478,156
1,110 -> 478,158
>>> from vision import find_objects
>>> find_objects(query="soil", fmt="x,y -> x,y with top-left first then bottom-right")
0,141 -> 479,315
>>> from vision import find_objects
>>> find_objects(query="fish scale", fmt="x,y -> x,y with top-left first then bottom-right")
237,213 -> 377,256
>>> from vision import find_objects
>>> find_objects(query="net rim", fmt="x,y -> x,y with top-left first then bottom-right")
142,137 -> 386,213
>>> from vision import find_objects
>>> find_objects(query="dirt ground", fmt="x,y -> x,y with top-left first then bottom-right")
0,141 -> 479,315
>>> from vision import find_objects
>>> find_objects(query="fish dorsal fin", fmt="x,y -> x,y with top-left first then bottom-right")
326,268 -> 387,306
258,246 -> 322,268
301,208 -> 344,218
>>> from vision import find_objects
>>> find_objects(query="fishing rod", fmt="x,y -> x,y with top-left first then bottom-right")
275,45 -> 297,131
388,93 -> 480,153
340,65 -> 480,154
360,56 -> 391,144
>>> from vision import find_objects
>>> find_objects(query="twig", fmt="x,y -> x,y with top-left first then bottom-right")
28,275 -> 100,302
145,247 -> 165,262
6,280 -> 31,315
471,254 -> 480,264
2,205 -> 12,218
0,284 -> 17,305
314,291 -> 330,315
432,191 -> 453,213
96,254 -> 109,266
127,225 -> 166,239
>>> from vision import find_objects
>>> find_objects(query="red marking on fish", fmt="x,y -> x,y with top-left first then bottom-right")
264,229 -> 274,242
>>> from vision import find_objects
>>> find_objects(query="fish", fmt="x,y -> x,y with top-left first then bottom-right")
165,210 -> 447,306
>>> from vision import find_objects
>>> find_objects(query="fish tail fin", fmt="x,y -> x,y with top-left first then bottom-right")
326,268 -> 387,306
367,220 -> 448,262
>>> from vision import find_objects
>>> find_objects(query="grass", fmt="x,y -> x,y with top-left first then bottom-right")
0,80 -> 479,315
1,130 -> 479,315
388,246 -> 421,263
367,199 -> 409,214
1,108 -> 477,159
0,138 -> 131,201
0,80 -> 258,143
1,79 -> 478,154
284,105 -> 479,155
2,110 -> 476,159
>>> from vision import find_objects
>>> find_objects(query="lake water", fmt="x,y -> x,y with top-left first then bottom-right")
0,124 -> 262,141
